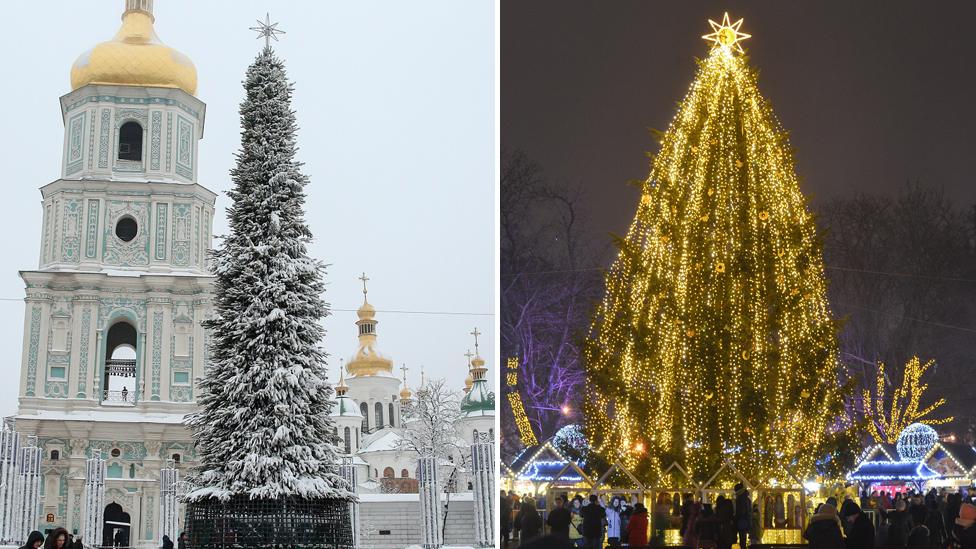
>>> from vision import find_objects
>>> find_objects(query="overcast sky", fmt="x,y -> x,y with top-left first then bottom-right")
0,0 -> 495,417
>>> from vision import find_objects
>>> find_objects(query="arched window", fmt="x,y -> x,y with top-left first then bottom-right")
360,403 -> 369,432
118,121 -> 143,161
401,469 -> 409,478
355,429 -> 359,450
50,450 -> 60,461
383,467 -> 395,479
343,427 -> 351,455
473,429 -> 479,442
374,402 -> 383,429
389,403 -> 395,428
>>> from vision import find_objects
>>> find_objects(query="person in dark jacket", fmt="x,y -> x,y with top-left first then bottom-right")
44,528 -> 69,549
715,495 -> 736,549
909,495 -> 928,527
734,483 -> 752,549
803,503 -> 844,549
580,495 -> 606,549
19,531 -> 44,549
887,499 -> 914,547
626,502 -> 649,546
924,498 -> 947,549
162,534 -> 175,549
501,490 -> 513,545
695,504 -> 720,549
517,534 -> 574,549
517,497 -> 544,544
548,497 -> 573,540
177,532 -> 188,549
840,501 -> 874,549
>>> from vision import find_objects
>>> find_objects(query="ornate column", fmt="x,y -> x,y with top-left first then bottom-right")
83,449 -> 106,548
0,427 -> 20,542
158,459 -> 179,543
16,436 -> 42,543
339,457 -> 359,548
470,433 -> 495,547
417,453 -> 443,549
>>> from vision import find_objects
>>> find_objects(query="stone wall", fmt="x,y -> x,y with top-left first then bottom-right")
358,493 -> 475,549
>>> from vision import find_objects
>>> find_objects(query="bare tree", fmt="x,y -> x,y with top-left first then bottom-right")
500,149 -> 605,459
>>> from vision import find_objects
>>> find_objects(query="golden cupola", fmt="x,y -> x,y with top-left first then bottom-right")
71,0 -> 198,96
346,275 -> 394,377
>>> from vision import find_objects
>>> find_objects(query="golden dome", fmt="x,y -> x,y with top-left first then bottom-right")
70,3 -> 197,95
463,371 -> 474,393
357,300 -> 376,320
399,385 -> 413,400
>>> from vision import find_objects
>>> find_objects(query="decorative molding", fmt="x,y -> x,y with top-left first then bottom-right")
76,307 -> 92,398
154,203 -> 168,260
102,200 -> 150,267
65,95 -> 201,119
60,199 -> 83,263
150,111 -> 162,171
66,112 -> 86,175
165,112 -> 173,172
25,305 -> 42,396
97,109 -> 111,168
175,116 -> 193,179
87,109 -> 96,170
171,203 -> 191,266
85,199 -> 100,259
192,206 -> 200,266
97,297 -> 148,332
151,310 -> 162,401
44,381 -> 68,398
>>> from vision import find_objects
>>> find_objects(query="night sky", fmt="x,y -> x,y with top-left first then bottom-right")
502,1 -> 976,240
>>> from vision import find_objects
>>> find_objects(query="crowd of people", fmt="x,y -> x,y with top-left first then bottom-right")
16,528 -> 188,549
804,489 -> 976,549
501,485 -> 976,548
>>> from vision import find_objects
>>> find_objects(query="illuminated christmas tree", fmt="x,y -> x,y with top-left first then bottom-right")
584,13 -> 854,483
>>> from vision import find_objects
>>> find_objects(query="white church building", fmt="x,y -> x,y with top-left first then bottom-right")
10,2 -> 495,547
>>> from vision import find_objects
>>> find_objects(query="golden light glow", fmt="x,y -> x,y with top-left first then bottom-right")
584,20 -> 848,485
507,356 -> 539,446
863,357 -> 953,444
702,12 -> 751,55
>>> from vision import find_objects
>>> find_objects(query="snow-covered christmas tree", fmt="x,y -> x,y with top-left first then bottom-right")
183,42 -> 353,548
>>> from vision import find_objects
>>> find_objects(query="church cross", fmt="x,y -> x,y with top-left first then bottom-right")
358,272 -> 370,298
470,327 -> 482,355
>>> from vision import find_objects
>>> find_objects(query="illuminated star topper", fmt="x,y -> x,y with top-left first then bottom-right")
702,12 -> 751,54
250,13 -> 286,49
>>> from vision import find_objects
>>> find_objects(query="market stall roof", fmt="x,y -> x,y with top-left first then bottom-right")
848,460 -> 941,482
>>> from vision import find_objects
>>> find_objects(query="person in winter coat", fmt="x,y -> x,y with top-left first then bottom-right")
548,497 -> 573,540
906,525 -> 929,548
581,495 -> 606,549
840,500 -> 874,549
516,535 -> 574,549
683,501 -> 702,548
605,496 -> 623,546
734,483 -> 752,549
517,497 -> 543,544
695,504 -> 720,549
887,498 -> 914,547
501,490 -> 513,545
749,502 -> 764,546
803,503 -> 844,549
19,531 -> 44,549
909,495 -> 928,527
924,498 -> 947,549
953,502 -> 976,549
177,532 -> 188,549
626,502 -> 649,546
70,539 -> 82,549
715,495 -> 736,549
44,529 -> 69,549
162,535 -> 175,549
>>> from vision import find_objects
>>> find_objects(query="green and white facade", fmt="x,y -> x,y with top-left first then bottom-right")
14,13 -> 213,548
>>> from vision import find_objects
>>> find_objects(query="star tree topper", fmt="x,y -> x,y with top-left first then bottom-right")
702,12 -> 751,54
250,13 -> 286,48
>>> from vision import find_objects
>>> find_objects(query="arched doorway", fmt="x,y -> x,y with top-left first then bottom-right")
104,321 -> 137,405
103,502 -> 131,547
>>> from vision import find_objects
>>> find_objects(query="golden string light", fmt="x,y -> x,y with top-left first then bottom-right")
583,14 -> 849,485
863,357 -> 953,444
507,356 -> 539,446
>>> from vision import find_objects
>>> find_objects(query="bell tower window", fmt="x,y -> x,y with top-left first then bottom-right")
118,121 -> 143,161
115,216 -> 138,242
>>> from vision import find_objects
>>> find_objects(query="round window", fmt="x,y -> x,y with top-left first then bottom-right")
115,216 -> 138,242
110,448 -> 121,458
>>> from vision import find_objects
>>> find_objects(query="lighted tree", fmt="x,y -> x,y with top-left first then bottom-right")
583,13 -> 854,484
863,357 -> 953,444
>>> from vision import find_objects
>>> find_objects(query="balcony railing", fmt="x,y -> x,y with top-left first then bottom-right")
102,389 -> 136,407
105,359 -> 136,377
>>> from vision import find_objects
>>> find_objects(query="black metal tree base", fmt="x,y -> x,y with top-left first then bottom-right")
184,495 -> 353,549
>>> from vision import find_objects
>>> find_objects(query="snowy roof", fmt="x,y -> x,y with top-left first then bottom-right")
16,410 -> 187,424
848,461 -> 941,481
330,395 -> 362,418
358,430 -> 403,454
